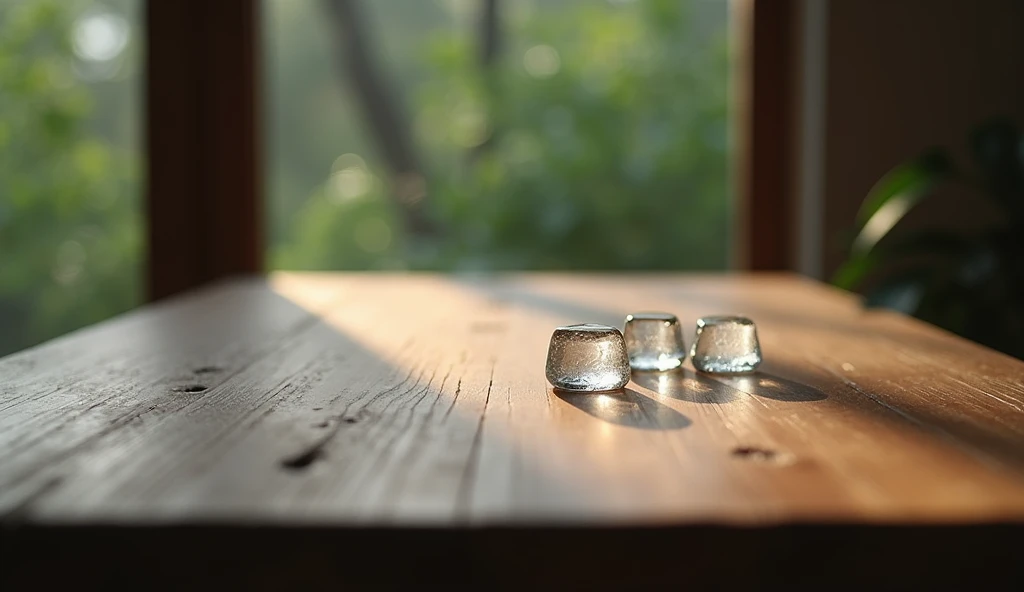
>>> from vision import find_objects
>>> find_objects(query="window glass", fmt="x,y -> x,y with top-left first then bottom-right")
265,0 -> 731,272
0,0 -> 142,356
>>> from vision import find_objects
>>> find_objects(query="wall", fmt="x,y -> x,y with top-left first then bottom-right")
811,0 -> 1024,278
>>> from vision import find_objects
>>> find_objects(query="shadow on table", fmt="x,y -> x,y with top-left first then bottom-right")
710,372 -> 828,403
553,387 -> 691,430
631,368 -> 739,404
631,367 -> 827,404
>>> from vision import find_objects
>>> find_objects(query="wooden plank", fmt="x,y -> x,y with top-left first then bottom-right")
0,277 -> 344,516
1,272 -> 1022,528
3,273 -> 1024,585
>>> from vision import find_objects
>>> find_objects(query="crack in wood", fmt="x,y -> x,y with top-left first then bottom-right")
732,446 -> 795,466
429,364 -> 453,421
824,366 -> 1024,474
455,364 -> 494,513
280,447 -> 324,471
828,368 -> 925,428
330,363 -> 417,408
5,376 -> 156,454
374,365 -> 457,506
0,386 -> 63,414
276,362 -> 433,476
3,317 -> 329,490
444,379 -> 463,420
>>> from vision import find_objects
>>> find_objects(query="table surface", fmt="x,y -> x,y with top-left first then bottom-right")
2,273 -> 1024,584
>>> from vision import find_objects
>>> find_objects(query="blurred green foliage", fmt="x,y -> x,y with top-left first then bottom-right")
271,0 -> 730,272
0,0 -> 728,357
0,0 -> 140,357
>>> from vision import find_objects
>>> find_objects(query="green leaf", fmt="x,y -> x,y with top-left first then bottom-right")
849,149 -> 952,256
831,252 -> 882,291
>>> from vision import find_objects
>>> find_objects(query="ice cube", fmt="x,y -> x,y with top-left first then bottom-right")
623,312 -> 687,371
690,315 -> 762,374
545,324 -> 630,392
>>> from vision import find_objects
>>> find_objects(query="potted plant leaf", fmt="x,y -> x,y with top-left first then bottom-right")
833,119 -> 1024,358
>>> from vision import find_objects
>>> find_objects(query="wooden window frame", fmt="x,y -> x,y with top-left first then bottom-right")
733,0 -> 798,271
145,0 -> 263,301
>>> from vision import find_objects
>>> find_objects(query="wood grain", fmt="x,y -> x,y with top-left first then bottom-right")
2,273 -> 1023,584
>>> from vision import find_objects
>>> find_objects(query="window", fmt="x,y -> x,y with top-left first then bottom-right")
0,0 -> 142,356
264,0 -> 731,272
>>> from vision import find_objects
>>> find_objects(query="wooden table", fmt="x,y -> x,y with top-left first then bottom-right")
2,273 -> 1023,587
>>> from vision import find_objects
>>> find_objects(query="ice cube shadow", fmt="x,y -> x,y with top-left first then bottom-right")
553,387 -> 691,430
631,368 -> 741,404
707,371 -> 829,402
632,367 -> 828,403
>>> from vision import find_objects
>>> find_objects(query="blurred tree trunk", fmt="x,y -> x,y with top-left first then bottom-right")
323,0 -> 433,236
470,0 -> 501,162
479,0 -> 500,67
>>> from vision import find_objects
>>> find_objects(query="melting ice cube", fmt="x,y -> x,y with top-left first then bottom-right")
623,312 -> 687,371
545,324 -> 630,392
690,315 -> 762,374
